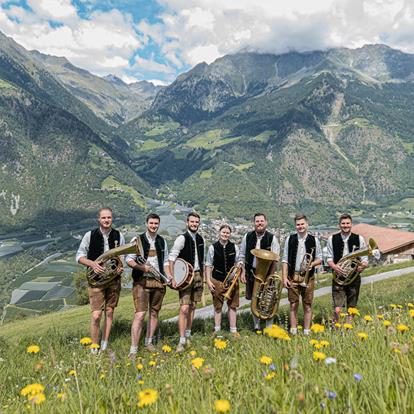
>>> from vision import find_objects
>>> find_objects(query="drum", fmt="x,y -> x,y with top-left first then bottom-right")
172,259 -> 194,290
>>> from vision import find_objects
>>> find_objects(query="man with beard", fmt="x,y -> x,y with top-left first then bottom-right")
169,212 -> 205,352
238,213 -> 280,332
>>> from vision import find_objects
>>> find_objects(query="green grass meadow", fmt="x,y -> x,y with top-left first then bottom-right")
1,271 -> 414,413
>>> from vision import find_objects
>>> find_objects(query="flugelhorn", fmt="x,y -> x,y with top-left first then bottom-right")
250,249 -> 282,320
299,247 -> 315,287
333,238 -> 380,286
86,239 -> 139,288
221,265 -> 242,301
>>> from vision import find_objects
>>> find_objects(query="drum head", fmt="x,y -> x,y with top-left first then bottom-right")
174,259 -> 189,286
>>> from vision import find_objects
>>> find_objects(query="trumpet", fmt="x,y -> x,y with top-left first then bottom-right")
221,265 -> 242,301
299,248 -> 315,287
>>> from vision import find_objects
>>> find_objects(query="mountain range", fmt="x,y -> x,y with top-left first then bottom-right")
1,29 -> 414,230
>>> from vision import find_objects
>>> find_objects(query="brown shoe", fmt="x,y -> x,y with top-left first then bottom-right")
175,344 -> 185,353
231,332 -> 241,339
145,344 -> 156,353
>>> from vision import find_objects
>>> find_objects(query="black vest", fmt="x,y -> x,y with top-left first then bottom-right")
287,233 -> 316,278
245,230 -> 274,271
87,228 -> 121,261
178,232 -> 205,272
132,233 -> 166,282
332,233 -> 360,264
212,241 -> 236,282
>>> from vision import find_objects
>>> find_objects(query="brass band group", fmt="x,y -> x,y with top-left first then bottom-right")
76,209 -> 377,355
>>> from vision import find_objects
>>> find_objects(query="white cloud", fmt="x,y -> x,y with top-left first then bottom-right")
134,55 -> 174,74
27,0 -> 77,21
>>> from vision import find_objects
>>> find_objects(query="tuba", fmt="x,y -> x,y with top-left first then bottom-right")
221,265 -> 242,301
86,239 -> 140,288
333,238 -> 380,286
250,249 -> 282,320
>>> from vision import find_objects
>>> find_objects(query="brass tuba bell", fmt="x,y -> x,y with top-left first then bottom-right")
250,249 -> 282,320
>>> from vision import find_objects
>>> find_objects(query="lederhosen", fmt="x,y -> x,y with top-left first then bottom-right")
287,233 -> 316,284
132,233 -> 166,289
244,231 -> 274,300
331,232 -> 361,307
87,228 -> 121,286
178,231 -> 205,291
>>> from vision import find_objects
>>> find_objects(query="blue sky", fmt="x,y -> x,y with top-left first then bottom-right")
0,0 -> 413,85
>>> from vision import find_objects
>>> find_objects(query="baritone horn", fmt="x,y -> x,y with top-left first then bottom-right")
299,247 -> 315,287
222,265 -> 242,301
86,239 -> 140,288
333,238 -> 380,286
250,249 -> 282,320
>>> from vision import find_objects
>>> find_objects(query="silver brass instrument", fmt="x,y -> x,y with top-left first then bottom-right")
250,249 -> 282,320
133,236 -> 171,285
221,265 -> 242,301
86,239 -> 139,288
333,238 -> 380,286
299,247 -> 315,287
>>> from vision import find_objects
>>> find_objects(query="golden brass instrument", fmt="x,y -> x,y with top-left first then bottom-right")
221,265 -> 242,301
299,247 -> 315,287
86,239 -> 140,288
333,238 -> 379,286
250,249 -> 282,320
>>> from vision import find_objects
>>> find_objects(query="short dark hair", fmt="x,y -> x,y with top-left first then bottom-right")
187,212 -> 200,221
339,213 -> 352,223
98,207 -> 112,217
294,213 -> 308,222
146,213 -> 160,222
254,213 -> 267,221
219,224 -> 232,232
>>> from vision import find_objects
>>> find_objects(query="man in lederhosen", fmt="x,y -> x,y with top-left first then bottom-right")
282,214 -> 322,335
76,207 -> 125,352
326,213 -> 368,324
126,213 -> 172,357
169,212 -> 205,352
238,213 -> 280,332
205,224 -> 240,338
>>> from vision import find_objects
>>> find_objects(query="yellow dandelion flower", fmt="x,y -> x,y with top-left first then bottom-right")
343,323 -> 353,330
364,315 -> 373,322
28,393 -> 46,405
348,307 -> 360,316
393,348 -> 401,354
334,323 -> 341,328
408,303 -> 414,308
256,330 -> 262,335
191,357 -> 205,369
162,345 -> 172,353
314,343 -> 323,350
138,380 -> 145,385
390,304 -> 397,309
377,314 -> 384,320
100,373 -> 106,379
56,393 -> 66,401
137,388 -> 158,408
214,338 -> 228,350
136,363 -> 144,370
309,339 -> 319,346
264,325 -> 291,341
68,370 -> 76,376
260,356 -> 272,365
90,343 -> 100,350
80,337 -> 92,345
26,345 -> 40,354
339,312 -> 347,318
313,351 -> 326,362
149,360 -> 156,367
264,372 -> 276,380
396,324 -> 409,333
319,340 -> 330,347
189,350 -> 197,357
310,323 -> 325,333
409,310 -> 414,318
383,320 -> 391,327
21,384 -> 45,397
357,332 -> 368,340
214,399 -> 231,413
